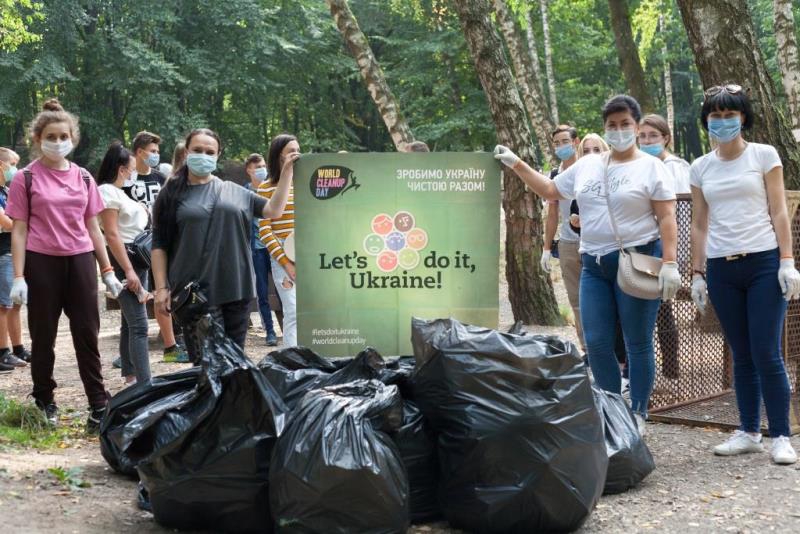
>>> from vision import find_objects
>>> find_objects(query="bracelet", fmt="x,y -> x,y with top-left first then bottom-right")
101,266 -> 114,274
662,260 -> 678,265
156,287 -> 170,292
780,256 -> 794,260
692,269 -> 706,279
14,275 -> 23,279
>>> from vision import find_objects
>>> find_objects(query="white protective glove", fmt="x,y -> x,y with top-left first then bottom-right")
493,145 -> 521,169
10,277 -> 28,305
102,271 -> 124,299
658,261 -> 681,300
540,249 -> 553,273
691,274 -> 707,314
778,258 -> 800,301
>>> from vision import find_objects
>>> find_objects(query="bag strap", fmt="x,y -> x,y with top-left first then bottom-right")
601,153 -> 625,253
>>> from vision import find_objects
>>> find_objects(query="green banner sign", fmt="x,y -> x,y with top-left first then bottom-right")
295,152 -> 500,356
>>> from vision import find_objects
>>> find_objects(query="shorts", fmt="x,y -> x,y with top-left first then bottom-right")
0,253 -> 13,308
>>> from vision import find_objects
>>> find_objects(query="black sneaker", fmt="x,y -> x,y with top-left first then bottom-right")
266,332 -> 278,347
0,351 -> 27,368
35,400 -> 59,426
13,347 -> 31,363
0,361 -> 13,374
86,405 -> 107,435
112,356 -> 122,369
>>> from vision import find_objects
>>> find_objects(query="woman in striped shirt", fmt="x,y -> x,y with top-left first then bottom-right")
258,134 -> 298,346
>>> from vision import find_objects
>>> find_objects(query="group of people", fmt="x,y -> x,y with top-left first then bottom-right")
496,87 -> 799,465
0,99 -> 296,433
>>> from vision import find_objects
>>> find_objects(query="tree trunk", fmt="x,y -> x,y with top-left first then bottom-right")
607,0 -> 656,112
676,0 -> 800,189
326,0 -> 415,150
539,0 -> 559,124
524,7 -> 545,96
453,0 -> 562,326
774,0 -> 800,131
494,0 -> 556,163
660,14 -> 675,134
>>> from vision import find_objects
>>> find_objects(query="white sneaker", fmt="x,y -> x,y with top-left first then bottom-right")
713,430 -> 764,456
771,436 -> 798,465
634,413 -> 646,437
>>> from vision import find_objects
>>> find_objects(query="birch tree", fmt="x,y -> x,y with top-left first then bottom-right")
773,0 -> 800,131
326,0 -> 415,150
539,0 -> 559,124
453,0 -> 563,325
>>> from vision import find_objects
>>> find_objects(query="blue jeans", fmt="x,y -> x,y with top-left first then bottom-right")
707,248 -> 790,437
581,240 -> 662,416
252,247 -> 276,336
112,264 -> 150,384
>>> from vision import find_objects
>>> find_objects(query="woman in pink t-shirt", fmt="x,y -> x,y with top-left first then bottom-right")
6,99 -> 124,433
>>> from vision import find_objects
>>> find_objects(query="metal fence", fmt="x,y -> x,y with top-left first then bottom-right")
649,193 -> 800,434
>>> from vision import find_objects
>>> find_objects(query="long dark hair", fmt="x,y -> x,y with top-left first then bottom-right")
267,134 -> 297,185
96,141 -> 132,186
153,128 -> 223,252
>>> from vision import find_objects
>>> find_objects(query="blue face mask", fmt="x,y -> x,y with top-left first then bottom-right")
707,117 -> 741,143
145,152 -> 160,168
554,144 -> 576,161
4,166 -> 17,183
640,143 -> 664,157
254,167 -> 267,181
186,153 -> 218,177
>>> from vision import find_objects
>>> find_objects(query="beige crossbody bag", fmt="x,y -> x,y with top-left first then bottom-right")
602,154 -> 662,300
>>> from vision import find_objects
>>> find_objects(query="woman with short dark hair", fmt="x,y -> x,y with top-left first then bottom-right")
495,94 -> 679,436
690,84 -> 799,464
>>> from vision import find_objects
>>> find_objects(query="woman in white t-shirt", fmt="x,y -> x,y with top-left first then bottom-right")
96,142 -> 150,386
495,95 -> 680,435
689,84 -> 800,465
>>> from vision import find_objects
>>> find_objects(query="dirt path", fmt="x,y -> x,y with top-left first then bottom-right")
1,274 -> 799,533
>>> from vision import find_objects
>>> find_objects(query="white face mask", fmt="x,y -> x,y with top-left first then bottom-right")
41,139 -> 74,159
603,128 -> 637,152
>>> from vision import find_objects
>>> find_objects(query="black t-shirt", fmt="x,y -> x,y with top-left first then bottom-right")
550,168 -> 580,235
123,170 -> 166,212
0,186 -> 10,255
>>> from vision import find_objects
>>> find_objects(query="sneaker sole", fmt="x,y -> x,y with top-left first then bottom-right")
713,446 -> 764,456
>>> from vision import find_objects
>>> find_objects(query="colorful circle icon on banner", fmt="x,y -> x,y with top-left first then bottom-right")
377,250 -> 398,272
364,210 -> 428,273
397,248 -> 420,270
363,234 -> 385,256
371,213 -> 394,236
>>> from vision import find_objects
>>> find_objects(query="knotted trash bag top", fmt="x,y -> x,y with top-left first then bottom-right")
258,346 -> 386,409
411,317 -> 608,533
592,387 -> 655,494
100,366 -> 202,477
269,379 -> 410,534
134,315 -> 288,533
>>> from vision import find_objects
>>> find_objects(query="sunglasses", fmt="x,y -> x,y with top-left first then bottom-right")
704,84 -> 745,97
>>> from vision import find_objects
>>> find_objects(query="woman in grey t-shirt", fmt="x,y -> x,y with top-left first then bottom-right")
151,128 -> 295,358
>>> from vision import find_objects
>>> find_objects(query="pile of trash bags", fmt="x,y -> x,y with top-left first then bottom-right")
100,316 -> 655,533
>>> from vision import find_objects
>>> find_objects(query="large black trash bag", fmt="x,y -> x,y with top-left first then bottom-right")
258,346 -> 385,409
135,315 -> 288,533
592,387 -> 656,494
411,317 -> 608,533
394,400 -> 440,524
269,379 -> 409,534
100,367 -> 202,477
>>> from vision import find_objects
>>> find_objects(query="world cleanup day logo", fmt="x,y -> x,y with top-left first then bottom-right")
310,165 -> 360,199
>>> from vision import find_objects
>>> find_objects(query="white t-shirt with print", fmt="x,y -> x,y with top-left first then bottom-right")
689,142 -> 781,259
663,154 -> 691,194
554,152 -> 675,256
98,183 -> 148,243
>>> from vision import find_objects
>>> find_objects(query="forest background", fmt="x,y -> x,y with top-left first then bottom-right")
2,0 -> 800,325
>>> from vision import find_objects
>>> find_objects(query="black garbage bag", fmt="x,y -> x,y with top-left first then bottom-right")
592,387 -> 656,494
100,367 -> 202,477
269,379 -> 409,534
393,400 -> 440,524
258,346 -> 385,409
134,315 -> 288,533
411,317 -> 607,533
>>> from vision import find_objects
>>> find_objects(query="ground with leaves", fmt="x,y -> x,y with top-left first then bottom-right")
1,278 -> 800,533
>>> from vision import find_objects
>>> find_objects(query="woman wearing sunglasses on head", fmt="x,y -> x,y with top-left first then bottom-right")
690,84 -> 800,465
